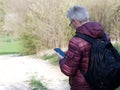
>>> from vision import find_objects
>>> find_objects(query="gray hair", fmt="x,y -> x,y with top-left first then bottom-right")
67,5 -> 90,22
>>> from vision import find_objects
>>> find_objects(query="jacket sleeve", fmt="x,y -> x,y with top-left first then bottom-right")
59,38 -> 82,76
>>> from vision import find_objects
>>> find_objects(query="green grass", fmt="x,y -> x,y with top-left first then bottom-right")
114,43 -> 120,54
41,54 -> 59,65
0,41 -> 21,55
29,76 -> 47,90
0,35 -> 22,55
116,87 -> 120,90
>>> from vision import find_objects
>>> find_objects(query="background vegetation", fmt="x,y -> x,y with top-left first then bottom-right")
0,0 -> 120,55
0,0 -> 120,89
29,76 -> 47,90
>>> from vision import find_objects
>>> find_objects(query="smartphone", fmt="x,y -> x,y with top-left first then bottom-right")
54,48 -> 66,58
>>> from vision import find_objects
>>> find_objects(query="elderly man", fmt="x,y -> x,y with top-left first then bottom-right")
57,5 -> 106,90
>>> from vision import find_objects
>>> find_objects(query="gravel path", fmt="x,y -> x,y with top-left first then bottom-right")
0,55 -> 70,90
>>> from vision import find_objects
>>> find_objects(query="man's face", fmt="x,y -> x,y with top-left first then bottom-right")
69,20 -> 81,29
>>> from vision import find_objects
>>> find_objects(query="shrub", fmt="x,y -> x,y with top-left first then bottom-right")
19,29 -> 41,55
17,0 -> 120,54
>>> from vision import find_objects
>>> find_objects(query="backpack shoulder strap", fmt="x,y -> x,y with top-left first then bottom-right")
101,33 -> 107,41
75,33 -> 96,44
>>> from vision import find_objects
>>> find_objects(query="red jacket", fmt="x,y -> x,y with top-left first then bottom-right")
59,22 -> 105,90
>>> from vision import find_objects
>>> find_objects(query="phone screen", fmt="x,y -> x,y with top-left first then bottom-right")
54,48 -> 66,58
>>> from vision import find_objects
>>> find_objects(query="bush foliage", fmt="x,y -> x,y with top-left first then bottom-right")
2,0 -> 120,55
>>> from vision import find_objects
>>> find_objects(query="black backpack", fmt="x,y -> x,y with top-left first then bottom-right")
75,33 -> 120,90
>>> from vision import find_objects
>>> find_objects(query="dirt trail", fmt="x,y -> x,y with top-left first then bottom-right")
0,55 -> 70,90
